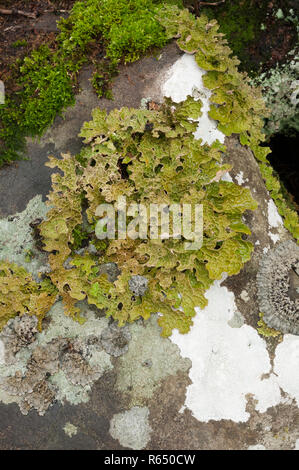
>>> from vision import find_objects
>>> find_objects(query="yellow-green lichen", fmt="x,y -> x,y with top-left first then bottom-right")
257,313 -> 282,339
0,261 -> 57,331
156,5 -> 299,242
39,96 -> 257,336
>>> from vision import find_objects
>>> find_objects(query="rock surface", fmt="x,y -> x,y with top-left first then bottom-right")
0,42 -> 298,450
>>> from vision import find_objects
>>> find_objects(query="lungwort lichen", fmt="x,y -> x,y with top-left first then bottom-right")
155,6 -> 299,241
2,7 -> 284,338
0,261 -> 57,331
38,96 -> 257,337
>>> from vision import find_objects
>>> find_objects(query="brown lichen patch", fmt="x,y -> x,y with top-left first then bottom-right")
246,395 -> 299,450
1,315 -> 38,364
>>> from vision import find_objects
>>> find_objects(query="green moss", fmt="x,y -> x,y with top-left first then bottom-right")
0,46 -> 75,164
12,39 -> 28,48
0,0 -> 182,164
58,0 -> 173,63
200,0 -> 268,74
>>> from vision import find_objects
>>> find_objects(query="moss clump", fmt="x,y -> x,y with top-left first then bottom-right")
58,0 -> 178,63
0,0 -> 182,164
0,46 -> 75,164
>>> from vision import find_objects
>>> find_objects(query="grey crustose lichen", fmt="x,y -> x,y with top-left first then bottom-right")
257,240 -> 299,335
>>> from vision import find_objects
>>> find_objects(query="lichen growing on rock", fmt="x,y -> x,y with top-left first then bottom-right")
257,240 -> 299,335
257,313 -> 282,339
252,51 -> 299,136
0,301 -> 127,415
38,96 -> 257,337
0,195 -> 50,280
109,406 -> 152,450
100,322 -> 131,357
0,261 -> 57,331
156,5 -> 270,163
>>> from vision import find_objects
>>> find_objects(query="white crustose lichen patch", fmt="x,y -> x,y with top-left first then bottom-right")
161,53 -> 225,145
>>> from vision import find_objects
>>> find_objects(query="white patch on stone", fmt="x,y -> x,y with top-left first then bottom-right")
63,422 -> 78,438
295,439 -> 299,450
269,232 -> 280,244
221,172 -> 233,183
109,406 -> 152,450
255,240 -> 260,246
274,335 -> 299,407
263,246 -> 270,254
240,290 -> 250,303
267,199 -> 283,228
161,54 -> 225,145
235,171 -> 245,185
248,444 -> 266,450
170,280 -> 282,423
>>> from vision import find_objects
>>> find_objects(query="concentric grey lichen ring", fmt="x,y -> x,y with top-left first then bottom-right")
257,240 -> 299,335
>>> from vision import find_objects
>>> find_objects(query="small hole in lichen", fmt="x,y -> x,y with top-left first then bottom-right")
215,241 -> 223,250
118,302 -> 123,310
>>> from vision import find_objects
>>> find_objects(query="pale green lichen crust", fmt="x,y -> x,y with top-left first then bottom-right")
0,302 -> 115,415
109,406 -> 152,450
63,422 -> 78,438
0,195 -> 50,281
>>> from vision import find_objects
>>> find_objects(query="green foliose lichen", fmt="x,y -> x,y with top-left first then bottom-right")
257,313 -> 282,339
39,96 -> 257,336
155,6 -> 299,242
2,6 -> 297,336
156,5 -> 270,161
0,261 -> 57,331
